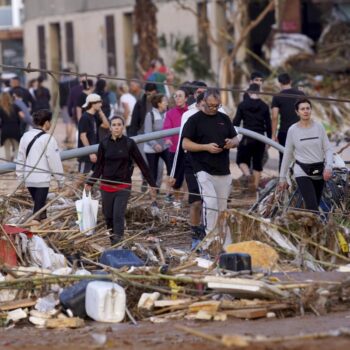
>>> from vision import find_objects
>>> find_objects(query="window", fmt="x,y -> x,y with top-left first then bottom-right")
0,6 -> 12,27
65,22 -> 75,64
105,15 -> 117,75
37,25 -> 47,77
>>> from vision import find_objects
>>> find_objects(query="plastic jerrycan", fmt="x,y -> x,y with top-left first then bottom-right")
85,281 -> 126,322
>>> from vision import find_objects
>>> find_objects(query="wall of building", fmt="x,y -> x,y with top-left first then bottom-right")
24,5 -> 134,80
0,0 -> 24,80
23,0 -> 222,86
24,0 -> 135,20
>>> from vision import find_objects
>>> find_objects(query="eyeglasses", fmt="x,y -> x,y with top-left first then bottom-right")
205,103 -> 221,109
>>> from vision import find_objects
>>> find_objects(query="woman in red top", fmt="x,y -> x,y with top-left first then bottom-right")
85,116 -> 157,245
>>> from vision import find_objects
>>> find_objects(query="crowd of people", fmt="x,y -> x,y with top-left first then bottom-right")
1,63 -> 334,251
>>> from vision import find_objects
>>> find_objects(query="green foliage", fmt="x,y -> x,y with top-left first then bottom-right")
160,34 -> 213,80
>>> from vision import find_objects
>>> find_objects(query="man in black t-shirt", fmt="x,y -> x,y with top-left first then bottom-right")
182,88 -> 239,248
271,73 -> 305,169
78,93 -> 110,173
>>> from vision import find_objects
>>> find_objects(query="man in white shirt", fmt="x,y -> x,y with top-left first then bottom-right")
119,83 -> 137,127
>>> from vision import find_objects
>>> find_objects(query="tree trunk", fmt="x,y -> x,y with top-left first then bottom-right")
233,0 -> 249,100
219,0 -> 249,107
219,0 -> 275,108
134,0 -> 159,74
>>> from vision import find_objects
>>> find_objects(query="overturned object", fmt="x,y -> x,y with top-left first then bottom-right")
59,280 -> 91,318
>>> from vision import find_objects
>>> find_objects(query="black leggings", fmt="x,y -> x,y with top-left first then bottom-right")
295,176 -> 324,212
27,187 -> 49,220
101,189 -> 131,244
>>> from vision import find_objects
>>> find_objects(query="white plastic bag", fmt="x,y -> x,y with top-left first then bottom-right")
28,235 -> 67,270
75,189 -> 99,236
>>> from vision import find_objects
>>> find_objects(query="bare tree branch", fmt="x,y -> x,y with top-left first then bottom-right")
175,0 -> 220,47
230,0 -> 275,61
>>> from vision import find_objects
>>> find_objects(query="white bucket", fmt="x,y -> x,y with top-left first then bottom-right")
85,281 -> 126,323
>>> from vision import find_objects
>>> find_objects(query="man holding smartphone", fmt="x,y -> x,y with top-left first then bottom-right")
182,88 -> 239,249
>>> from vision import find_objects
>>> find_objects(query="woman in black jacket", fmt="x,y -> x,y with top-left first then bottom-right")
85,116 -> 157,245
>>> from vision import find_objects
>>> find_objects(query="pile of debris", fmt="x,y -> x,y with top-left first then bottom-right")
1,253 -> 350,329
286,21 -> 350,74
0,179 -> 350,329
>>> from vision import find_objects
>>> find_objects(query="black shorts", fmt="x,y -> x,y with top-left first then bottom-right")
236,138 -> 265,171
184,153 -> 201,204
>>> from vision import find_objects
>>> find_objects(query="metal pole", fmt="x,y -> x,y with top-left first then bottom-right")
236,127 -> 285,153
0,127 -> 284,174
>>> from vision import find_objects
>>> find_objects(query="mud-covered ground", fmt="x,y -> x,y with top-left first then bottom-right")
1,310 -> 350,350
2,272 -> 350,350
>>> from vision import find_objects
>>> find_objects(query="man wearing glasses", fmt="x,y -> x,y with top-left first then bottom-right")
182,88 -> 239,249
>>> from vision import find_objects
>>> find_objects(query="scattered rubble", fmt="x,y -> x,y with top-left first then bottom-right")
0,175 -> 350,330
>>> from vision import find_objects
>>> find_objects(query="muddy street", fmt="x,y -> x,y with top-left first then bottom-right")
1,310 -> 350,350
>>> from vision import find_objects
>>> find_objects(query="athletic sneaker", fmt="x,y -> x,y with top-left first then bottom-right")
173,201 -> 181,209
191,238 -> 201,251
164,194 -> 174,203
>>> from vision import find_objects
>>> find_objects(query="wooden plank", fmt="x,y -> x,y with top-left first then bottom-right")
226,308 -> 267,319
204,276 -> 288,299
154,299 -> 192,308
46,317 -> 85,329
0,298 -> 37,311
189,301 -> 221,313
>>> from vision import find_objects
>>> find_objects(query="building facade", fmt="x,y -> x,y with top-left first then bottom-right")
22,0 -> 229,84
0,0 -> 24,79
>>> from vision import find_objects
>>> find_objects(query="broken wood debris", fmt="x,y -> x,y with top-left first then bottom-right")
0,180 -> 350,329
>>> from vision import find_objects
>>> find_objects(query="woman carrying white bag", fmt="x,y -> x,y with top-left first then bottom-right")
85,116 -> 157,245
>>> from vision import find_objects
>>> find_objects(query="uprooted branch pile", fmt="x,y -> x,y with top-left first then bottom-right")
0,175 -> 350,328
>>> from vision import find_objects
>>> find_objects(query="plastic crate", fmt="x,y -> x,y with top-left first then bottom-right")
100,249 -> 144,269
